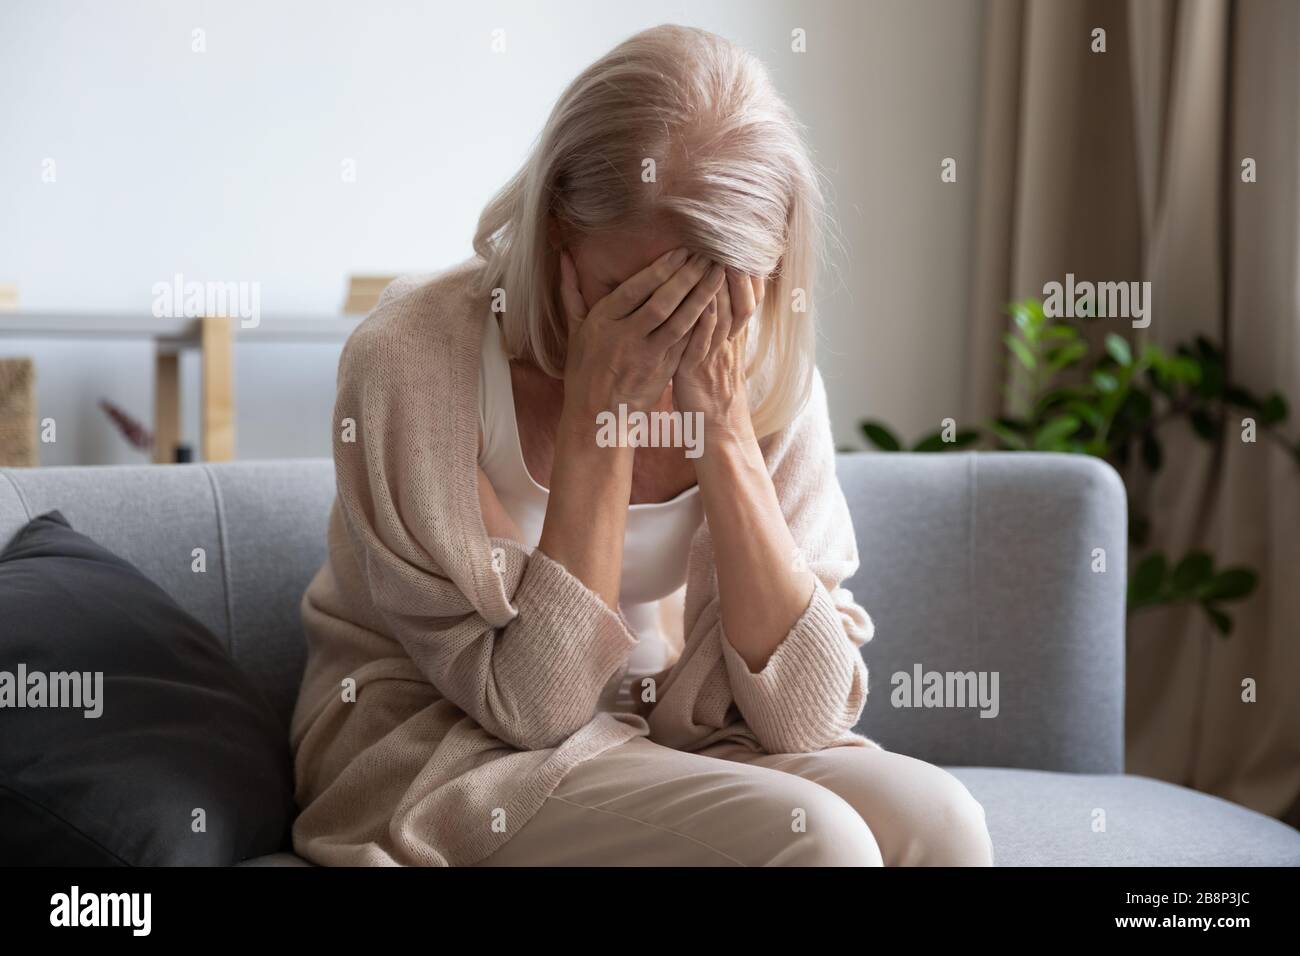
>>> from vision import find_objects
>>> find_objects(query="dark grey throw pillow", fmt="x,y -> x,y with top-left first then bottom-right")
0,511 -> 295,865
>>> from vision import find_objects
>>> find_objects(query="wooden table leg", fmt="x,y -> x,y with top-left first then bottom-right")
154,349 -> 180,464
200,316 -> 235,461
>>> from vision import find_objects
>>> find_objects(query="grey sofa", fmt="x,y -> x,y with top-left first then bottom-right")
2,453 -> 1297,866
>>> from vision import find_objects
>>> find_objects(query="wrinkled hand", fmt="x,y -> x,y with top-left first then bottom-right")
671,268 -> 765,444
558,249 -> 725,422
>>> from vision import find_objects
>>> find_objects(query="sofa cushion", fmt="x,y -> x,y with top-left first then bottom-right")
240,768 -> 1300,868
951,767 -> 1300,865
0,511 -> 295,865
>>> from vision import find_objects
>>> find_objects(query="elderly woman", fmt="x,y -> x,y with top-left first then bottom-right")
290,24 -> 993,867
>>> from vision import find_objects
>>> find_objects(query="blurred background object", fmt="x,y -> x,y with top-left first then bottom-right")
0,357 -> 36,467
343,275 -> 398,315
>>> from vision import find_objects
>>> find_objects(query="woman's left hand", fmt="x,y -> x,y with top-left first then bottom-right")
671,268 -> 816,677
671,268 -> 765,445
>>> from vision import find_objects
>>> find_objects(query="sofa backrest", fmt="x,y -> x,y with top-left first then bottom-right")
0,460 -> 334,732
836,452 -> 1125,773
0,452 -> 1127,773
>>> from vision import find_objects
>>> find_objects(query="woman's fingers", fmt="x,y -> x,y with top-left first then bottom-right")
725,267 -> 757,338
599,247 -> 691,320
680,294 -> 718,368
647,261 -> 726,349
734,272 -> 764,341
709,281 -> 733,361
634,254 -> 713,335
558,251 -> 588,329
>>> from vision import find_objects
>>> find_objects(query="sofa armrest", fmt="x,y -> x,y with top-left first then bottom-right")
836,452 -> 1126,773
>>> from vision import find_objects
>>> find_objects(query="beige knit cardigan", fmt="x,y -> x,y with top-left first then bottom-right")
289,257 -> 877,866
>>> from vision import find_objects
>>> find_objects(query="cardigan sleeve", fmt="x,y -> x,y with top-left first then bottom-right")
718,579 -> 871,753
648,369 -> 874,754
331,306 -> 638,752
383,543 -> 639,752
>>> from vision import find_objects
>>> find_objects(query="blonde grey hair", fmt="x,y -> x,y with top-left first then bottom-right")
473,23 -> 825,436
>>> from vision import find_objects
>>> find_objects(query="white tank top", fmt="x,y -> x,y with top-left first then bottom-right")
477,315 -> 704,714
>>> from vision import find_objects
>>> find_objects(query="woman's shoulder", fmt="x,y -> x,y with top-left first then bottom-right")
340,257 -> 488,379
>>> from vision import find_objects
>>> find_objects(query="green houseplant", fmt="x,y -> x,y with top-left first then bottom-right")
860,299 -> 1300,635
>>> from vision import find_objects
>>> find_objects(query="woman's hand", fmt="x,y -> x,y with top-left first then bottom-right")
537,246 -> 722,607
672,268 -> 816,673
558,247 -> 726,427
671,268 -> 765,444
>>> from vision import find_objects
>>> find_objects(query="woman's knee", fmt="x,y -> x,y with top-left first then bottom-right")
791,749 -> 994,866
767,783 -> 883,866
911,767 -> 994,866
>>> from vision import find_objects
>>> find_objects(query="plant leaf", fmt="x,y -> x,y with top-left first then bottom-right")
1105,333 -> 1133,367
1261,392 -> 1288,426
1032,414 -> 1082,450
1196,360 -> 1225,400
1198,567 -> 1258,603
913,429 -> 979,452
1171,551 -> 1213,593
1170,357 -> 1202,384
861,421 -> 901,451
1009,299 -> 1046,334
1046,340 -> 1088,372
1005,334 -> 1037,371
1203,604 -> 1233,636
1189,409 -> 1220,441
1195,336 -> 1223,362
1092,370 -> 1120,393
1223,385 -> 1262,411
1064,400 -> 1105,430
989,422 -> 1028,450
1129,553 -> 1167,607
1011,304 -> 1034,334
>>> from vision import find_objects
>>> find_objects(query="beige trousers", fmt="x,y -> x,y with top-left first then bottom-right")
478,736 -> 994,866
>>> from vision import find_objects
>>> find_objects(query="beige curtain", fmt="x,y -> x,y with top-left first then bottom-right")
966,0 -> 1300,822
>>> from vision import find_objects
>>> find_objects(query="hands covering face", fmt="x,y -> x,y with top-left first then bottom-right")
558,247 -> 764,444
670,266 -> 763,441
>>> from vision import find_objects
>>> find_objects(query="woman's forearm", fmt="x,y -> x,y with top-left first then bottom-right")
537,407 -> 634,608
696,429 -> 817,671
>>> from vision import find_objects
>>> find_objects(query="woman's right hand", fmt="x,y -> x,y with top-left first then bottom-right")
557,247 -> 726,425
537,248 -> 719,606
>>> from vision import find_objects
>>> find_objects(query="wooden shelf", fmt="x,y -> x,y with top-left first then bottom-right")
0,312 -> 363,345
0,312 -> 364,463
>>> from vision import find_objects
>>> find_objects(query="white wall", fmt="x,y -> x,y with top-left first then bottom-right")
0,0 -> 985,464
